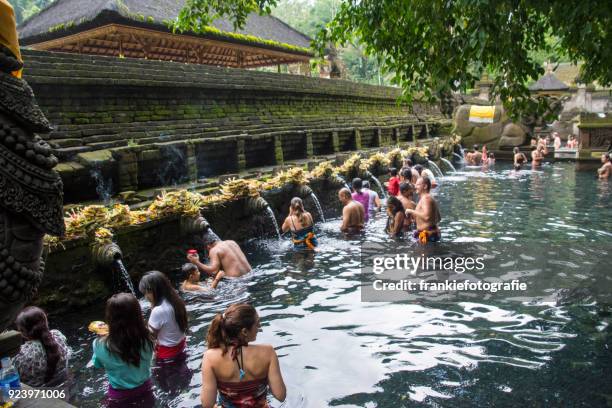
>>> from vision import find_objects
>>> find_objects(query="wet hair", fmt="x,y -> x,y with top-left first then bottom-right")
15,307 -> 61,383
138,271 -> 188,333
603,153 -> 611,161
419,176 -> 432,191
104,293 -> 153,366
400,168 -> 412,180
201,230 -> 220,246
389,167 -> 398,176
352,177 -> 363,193
399,182 -> 414,195
473,144 -> 479,151
362,180 -> 370,189
339,187 -> 351,199
387,196 -> 404,215
489,152 -> 495,158
290,197 -> 308,225
414,164 -> 424,175
207,303 -> 258,354
182,263 -> 198,279
513,147 -> 520,154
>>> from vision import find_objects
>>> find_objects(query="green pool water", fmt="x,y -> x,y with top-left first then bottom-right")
57,162 -> 612,407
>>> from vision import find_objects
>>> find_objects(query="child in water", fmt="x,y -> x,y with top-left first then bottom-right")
181,263 -> 223,292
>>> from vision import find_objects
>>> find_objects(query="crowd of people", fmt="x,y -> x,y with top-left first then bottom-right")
9,139 -> 610,408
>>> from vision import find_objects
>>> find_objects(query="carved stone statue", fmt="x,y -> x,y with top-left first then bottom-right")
0,1 -> 64,332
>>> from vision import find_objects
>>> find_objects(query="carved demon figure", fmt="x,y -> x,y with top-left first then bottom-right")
0,1 -> 64,331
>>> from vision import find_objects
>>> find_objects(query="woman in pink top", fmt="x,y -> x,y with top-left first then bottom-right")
351,178 -> 371,222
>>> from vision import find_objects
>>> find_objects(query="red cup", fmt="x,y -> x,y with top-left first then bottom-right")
187,249 -> 197,256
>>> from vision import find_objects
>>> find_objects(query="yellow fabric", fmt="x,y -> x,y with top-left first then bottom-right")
468,105 -> 495,123
292,231 -> 316,250
0,0 -> 23,78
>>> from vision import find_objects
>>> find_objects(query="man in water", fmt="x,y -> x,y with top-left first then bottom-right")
181,263 -> 223,292
465,145 -> 481,165
567,135 -> 578,149
351,178 -> 371,222
531,145 -> 544,168
338,188 -> 364,233
405,176 -> 441,243
553,132 -> 562,150
187,230 -> 252,278
414,164 -> 438,188
597,153 -> 611,180
513,147 -> 528,170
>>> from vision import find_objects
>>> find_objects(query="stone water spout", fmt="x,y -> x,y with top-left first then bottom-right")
91,242 -> 123,268
294,184 -> 314,198
180,215 -> 210,236
246,196 -> 270,214
0,10 -> 64,332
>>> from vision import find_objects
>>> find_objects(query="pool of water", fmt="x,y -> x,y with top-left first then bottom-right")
57,162 -> 611,407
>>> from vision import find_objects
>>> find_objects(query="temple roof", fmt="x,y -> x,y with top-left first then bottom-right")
18,0 -> 312,63
529,72 -> 570,92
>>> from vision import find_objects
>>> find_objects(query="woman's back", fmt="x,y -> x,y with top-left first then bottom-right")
207,344 -> 271,382
14,329 -> 71,387
288,213 -> 313,232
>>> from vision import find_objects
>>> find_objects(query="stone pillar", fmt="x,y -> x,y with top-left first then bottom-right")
112,148 -> 139,192
354,129 -> 362,150
185,142 -> 198,181
273,135 -> 284,165
375,128 -> 383,147
305,132 -> 314,157
393,128 -> 400,144
237,138 -> 246,171
331,131 -> 340,152
411,125 -> 417,142
425,124 -> 430,138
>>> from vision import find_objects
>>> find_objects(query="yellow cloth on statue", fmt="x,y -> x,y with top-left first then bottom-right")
468,105 -> 495,123
0,0 -> 23,78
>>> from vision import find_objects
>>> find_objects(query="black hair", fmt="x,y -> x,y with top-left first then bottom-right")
139,271 -> 188,333
414,164 -> 424,174
400,168 -> 412,180
352,177 -> 363,192
387,196 -> 404,215
389,167 -> 398,176
399,182 -> 414,194
16,307 -> 61,383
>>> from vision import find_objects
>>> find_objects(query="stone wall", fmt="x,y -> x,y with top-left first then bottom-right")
21,49 -> 447,203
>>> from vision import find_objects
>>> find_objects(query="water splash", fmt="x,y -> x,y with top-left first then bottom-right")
90,166 -> 113,204
158,144 -> 186,186
113,259 -> 136,296
453,152 -> 464,163
440,157 -> 457,172
369,175 -> 387,199
309,192 -> 326,223
427,160 -> 444,177
264,205 -> 281,239
459,146 -> 466,159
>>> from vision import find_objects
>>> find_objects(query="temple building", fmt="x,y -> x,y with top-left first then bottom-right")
18,0 -> 313,69
528,64 -> 570,96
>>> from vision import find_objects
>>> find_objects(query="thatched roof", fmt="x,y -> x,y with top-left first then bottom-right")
18,0 -> 311,52
529,72 -> 570,92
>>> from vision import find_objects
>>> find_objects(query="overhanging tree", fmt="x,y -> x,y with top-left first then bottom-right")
177,0 -> 610,116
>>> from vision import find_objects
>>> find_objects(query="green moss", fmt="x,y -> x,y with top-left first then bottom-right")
48,23 -> 65,33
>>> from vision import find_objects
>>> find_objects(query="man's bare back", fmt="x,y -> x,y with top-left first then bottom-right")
342,201 -> 364,233
209,240 -> 252,278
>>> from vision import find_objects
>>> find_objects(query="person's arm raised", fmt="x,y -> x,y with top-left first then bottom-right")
200,351 -> 218,408
266,345 -> 286,402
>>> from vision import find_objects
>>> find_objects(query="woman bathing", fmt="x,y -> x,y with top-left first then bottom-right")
200,303 -> 286,408
281,197 -> 318,250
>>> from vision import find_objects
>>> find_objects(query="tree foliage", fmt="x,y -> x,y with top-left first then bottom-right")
177,0 -> 611,116
8,0 -> 55,25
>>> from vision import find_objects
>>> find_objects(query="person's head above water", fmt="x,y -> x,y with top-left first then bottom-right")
362,180 -> 370,189
201,230 -> 221,249
104,293 -> 152,366
513,147 -> 520,154
400,168 -> 412,181
473,144 -> 479,152
415,176 -> 432,194
352,177 -> 363,193
207,303 -> 260,353
138,270 -> 188,332
399,182 -> 414,197
403,158 -> 413,167
602,153 -> 611,163
414,164 -> 424,175
338,187 -> 352,203
387,196 -> 404,215
16,306 -> 62,384
389,167 -> 398,177
182,263 -> 199,282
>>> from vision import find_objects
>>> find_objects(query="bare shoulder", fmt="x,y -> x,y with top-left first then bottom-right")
248,343 -> 275,357
204,348 -> 224,362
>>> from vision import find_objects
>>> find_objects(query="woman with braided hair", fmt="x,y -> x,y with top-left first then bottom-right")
200,303 -> 286,408
14,306 -> 71,387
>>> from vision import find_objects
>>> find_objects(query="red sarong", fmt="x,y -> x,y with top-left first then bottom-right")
155,337 -> 186,360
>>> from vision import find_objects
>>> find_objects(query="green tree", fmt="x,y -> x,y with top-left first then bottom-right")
8,0 -> 55,25
176,0 -> 611,116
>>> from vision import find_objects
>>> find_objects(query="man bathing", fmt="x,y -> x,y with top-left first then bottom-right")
187,231 -> 251,278
181,263 -> 223,292
513,147 -> 528,170
531,145 -> 544,168
338,188 -> 365,233
405,176 -> 441,243
598,153 -> 611,180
